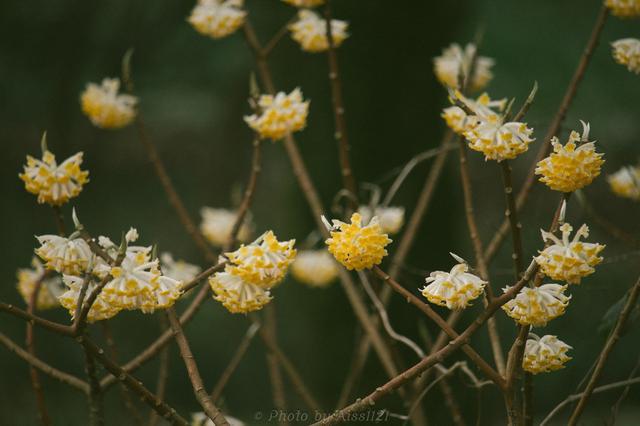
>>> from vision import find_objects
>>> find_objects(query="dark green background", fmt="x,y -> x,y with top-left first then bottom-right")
1,0 -> 639,424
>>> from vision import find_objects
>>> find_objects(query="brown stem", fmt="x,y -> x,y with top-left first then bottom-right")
26,278 -> 51,426
80,337 -> 104,426
227,138 -> 261,249
567,274 -> 640,425
499,160 -> 525,277
0,302 -> 73,336
149,316 -> 170,426
264,305 -> 289,425
51,205 -> 66,236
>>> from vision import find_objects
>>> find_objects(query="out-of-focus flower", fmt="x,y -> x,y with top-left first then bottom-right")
244,88 -> 310,141
434,43 -> 494,91
19,150 -> 89,206
80,78 -> 137,129
161,252 -> 202,283
16,258 -> 62,310
187,0 -> 246,39
191,411 -> 245,426
612,38 -> 640,73
225,231 -> 296,287
608,165 -> 640,200
324,213 -> 392,271
209,269 -> 272,313
605,0 -> 640,18
288,9 -> 348,53
35,235 -> 93,276
535,223 -> 605,284
282,0 -> 325,7
535,121 -> 604,192
357,205 -> 405,235
523,334 -> 572,374
200,207 -> 252,247
58,275 -> 122,323
291,250 -> 339,287
420,255 -> 486,310
442,92 -> 506,135
502,284 -> 570,327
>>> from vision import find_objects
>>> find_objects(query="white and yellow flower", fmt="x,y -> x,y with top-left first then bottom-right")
608,165 -> 640,200
288,9 -> 348,53
19,150 -> 89,206
161,252 -> 202,283
80,78 -> 137,129
200,207 -> 252,247
442,92 -> 506,135
291,249 -> 339,287
612,38 -> 640,74
35,235 -> 93,276
209,269 -> 272,314
535,223 -> 605,284
523,334 -> 572,374
16,258 -> 62,310
244,88 -> 310,141
187,0 -> 246,39
58,275 -> 122,323
282,0 -> 325,7
535,121 -> 604,192
420,255 -> 486,310
434,43 -> 494,91
502,284 -> 570,327
605,0 -> 640,18
357,205 -> 405,235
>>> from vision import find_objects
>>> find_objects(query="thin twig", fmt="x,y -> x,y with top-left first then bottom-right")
26,277 -> 51,426
0,302 -> 73,336
227,138 -> 261,249
607,355 -> 640,425
263,305 -> 289,425
81,337 -> 104,426
149,315 -> 170,426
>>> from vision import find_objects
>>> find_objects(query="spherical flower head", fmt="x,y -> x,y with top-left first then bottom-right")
608,165 -> 640,200
605,0 -> 640,18
16,257 -> 62,310
19,150 -> 89,206
463,114 -> 534,161
225,231 -> 296,287
442,92 -> 505,135
160,252 -> 202,283
282,0 -> 325,7
187,0 -> 246,39
200,207 -> 252,247
324,213 -> 392,271
35,235 -> 93,275
612,38 -> 640,74
535,121 -> 604,192
291,250 -> 339,287
58,275 -> 121,323
502,283 -> 570,327
535,223 -> 605,284
244,88 -> 310,141
80,78 -> 137,129
420,256 -> 486,310
209,270 -> 272,313
434,43 -> 494,91
357,205 -> 405,235
288,9 -> 349,53
523,334 -> 572,374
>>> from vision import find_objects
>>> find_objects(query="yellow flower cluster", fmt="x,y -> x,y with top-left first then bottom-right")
535,223 -> 605,284
324,213 -> 392,271
35,235 -> 93,276
501,284 -> 570,327
421,259 -> 486,310
535,122 -> 604,193
357,205 -> 405,235
291,250 -> 339,287
80,78 -> 137,129
522,334 -> 572,374
210,231 -> 296,313
187,0 -> 246,39
612,38 -> 640,74
244,88 -> 310,141
608,165 -> 640,200
605,0 -> 640,18
16,258 -> 62,310
200,207 -> 252,247
434,43 -> 494,91
282,0 -> 325,7
441,93 -> 505,135
19,150 -> 89,206
288,9 -> 349,53
58,275 -> 121,323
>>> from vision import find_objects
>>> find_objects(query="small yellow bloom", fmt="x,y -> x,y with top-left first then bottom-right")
605,0 -> 640,18
200,207 -> 252,247
523,334 -> 572,374
244,88 -> 310,141
80,78 -> 137,129
608,165 -> 640,200
35,235 -> 93,276
420,256 -> 486,310
291,250 -> 339,287
357,205 -> 405,235
434,43 -> 494,91
58,275 -> 121,323
441,92 -> 505,135
282,0 -> 325,7
288,9 -> 348,53
324,213 -> 392,271
502,284 -> 570,327
16,258 -> 62,310
612,38 -> 640,74
19,150 -> 89,206
187,0 -> 246,39
209,270 -> 272,313
535,223 -> 605,284
535,121 -> 604,192
225,231 -> 296,287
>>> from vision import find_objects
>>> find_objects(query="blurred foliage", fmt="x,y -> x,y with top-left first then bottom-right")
1,0 -> 639,424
